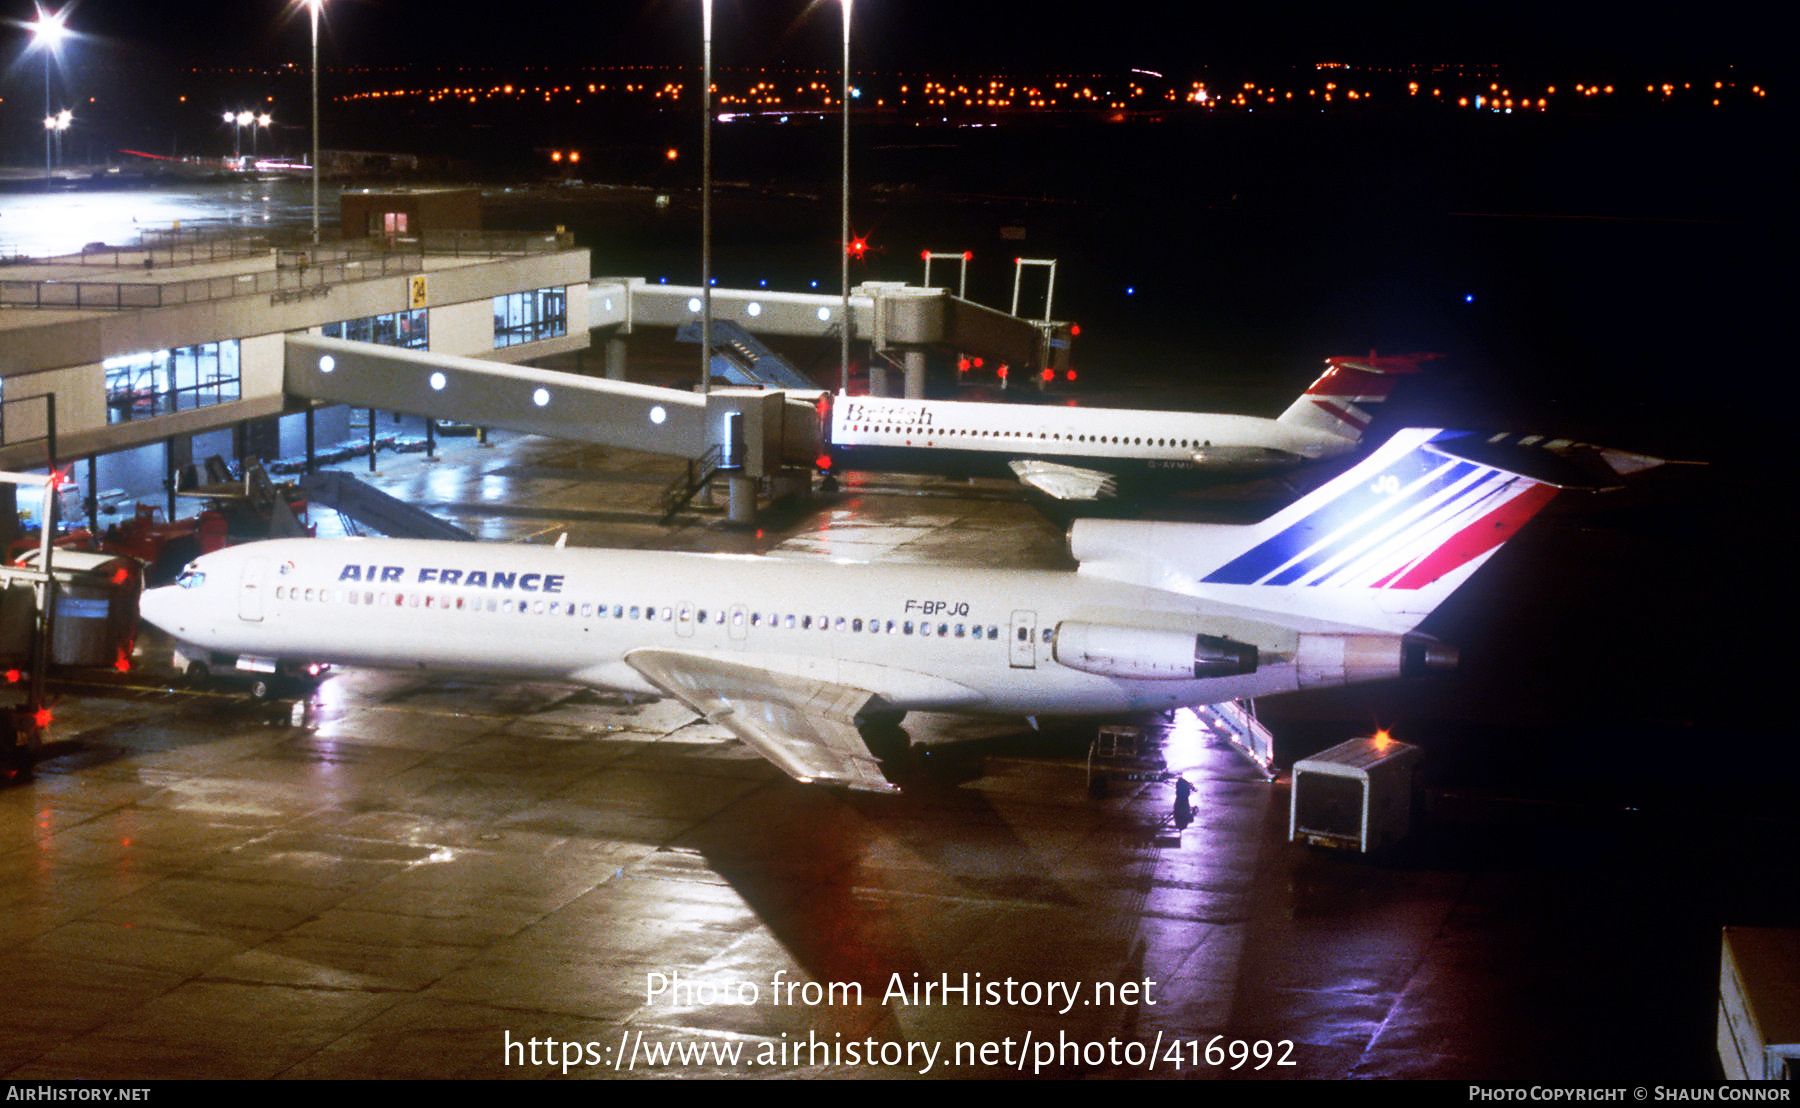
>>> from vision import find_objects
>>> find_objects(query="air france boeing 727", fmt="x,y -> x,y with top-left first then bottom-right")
824,352 -> 1435,500
139,428 -> 1654,793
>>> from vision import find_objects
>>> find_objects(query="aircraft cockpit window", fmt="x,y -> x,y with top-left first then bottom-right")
176,567 -> 206,588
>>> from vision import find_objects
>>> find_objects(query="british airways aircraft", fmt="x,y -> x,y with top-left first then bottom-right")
138,429 -> 1653,793
824,352 -> 1434,500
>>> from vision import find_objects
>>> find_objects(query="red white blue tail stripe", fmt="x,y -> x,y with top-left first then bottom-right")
1276,351 -> 1436,441
1201,429 -> 1555,591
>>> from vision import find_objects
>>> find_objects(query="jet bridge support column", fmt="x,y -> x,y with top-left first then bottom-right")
903,350 -> 927,399
705,389 -> 790,526
868,284 -> 944,401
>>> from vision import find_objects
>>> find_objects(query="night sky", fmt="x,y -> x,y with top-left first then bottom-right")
5,1 -> 1778,76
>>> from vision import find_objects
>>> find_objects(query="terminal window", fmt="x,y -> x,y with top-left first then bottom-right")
324,308 -> 427,350
103,341 -> 241,423
493,287 -> 567,348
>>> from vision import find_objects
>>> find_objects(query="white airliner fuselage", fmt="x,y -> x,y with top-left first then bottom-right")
142,428 -> 1636,792
145,541 -> 1342,716
825,353 -> 1434,500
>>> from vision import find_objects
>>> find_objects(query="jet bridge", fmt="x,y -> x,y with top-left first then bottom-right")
285,335 -> 825,523
591,279 -> 1071,398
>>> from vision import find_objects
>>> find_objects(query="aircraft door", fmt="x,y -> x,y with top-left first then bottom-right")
1009,609 -> 1037,668
239,556 -> 267,622
675,601 -> 696,638
728,603 -> 749,648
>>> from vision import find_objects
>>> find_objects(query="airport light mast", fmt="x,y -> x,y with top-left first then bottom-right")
26,5 -> 70,180
309,0 -> 325,244
839,0 -> 853,395
701,0 -> 714,398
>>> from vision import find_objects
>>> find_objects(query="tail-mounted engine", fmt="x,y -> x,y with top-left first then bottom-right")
1052,621 -> 1258,681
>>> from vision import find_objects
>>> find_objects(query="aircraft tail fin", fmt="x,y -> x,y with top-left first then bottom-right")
1276,351 -> 1438,443
1071,427 -> 1613,634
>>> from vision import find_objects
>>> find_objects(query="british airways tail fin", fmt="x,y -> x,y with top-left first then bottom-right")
1071,427 -> 1656,635
1276,351 -> 1437,443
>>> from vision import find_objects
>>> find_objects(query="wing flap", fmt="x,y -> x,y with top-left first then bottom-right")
625,648 -> 902,793
1008,459 -> 1118,500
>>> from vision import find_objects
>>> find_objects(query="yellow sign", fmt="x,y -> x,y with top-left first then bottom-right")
409,275 -> 428,309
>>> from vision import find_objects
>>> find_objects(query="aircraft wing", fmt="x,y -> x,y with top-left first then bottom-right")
1007,459 -> 1119,500
624,648 -> 902,793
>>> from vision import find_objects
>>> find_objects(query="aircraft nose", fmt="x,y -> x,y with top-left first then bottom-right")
137,585 -> 184,635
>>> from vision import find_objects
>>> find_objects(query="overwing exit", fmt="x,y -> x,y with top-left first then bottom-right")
139,428 -> 1657,793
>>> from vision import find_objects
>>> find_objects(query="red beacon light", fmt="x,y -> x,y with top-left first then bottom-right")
816,454 -> 833,472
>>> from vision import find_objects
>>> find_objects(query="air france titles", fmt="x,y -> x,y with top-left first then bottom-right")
337,563 -> 565,594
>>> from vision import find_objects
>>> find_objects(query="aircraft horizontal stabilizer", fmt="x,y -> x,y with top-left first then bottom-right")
625,649 -> 902,793
1423,431 -> 1666,489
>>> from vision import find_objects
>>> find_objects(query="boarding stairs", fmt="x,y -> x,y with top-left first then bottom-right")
1192,699 -> 1278,780
657,444 -> 728,524
676,319 -> 815,389
296,470 -> 475,542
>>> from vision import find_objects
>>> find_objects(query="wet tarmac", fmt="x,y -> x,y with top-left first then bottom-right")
4,429 -> 1791,1081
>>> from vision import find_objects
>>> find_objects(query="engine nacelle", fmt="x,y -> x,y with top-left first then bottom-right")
1295,633 -> 1456,687
1053,621 -> 1258,681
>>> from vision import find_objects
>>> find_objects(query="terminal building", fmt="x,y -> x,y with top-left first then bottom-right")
0,187 -> 590,540
2,185 -> 1071,541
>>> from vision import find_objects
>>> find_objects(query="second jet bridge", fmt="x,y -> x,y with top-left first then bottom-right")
285,335 -> 825,522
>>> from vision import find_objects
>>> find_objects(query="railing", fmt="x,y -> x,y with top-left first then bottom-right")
0,224 -> 572,312
415,228 -> 576,256
0,251 -> 424,311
